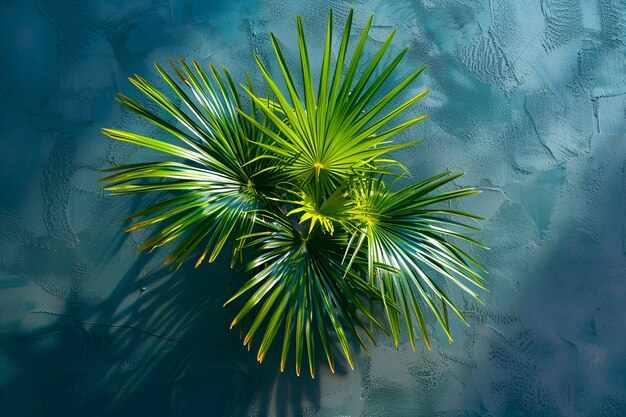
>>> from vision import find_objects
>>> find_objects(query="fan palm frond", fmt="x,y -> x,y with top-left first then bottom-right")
347,173 -> 488,349
101,60 -> 280,268
224,216 -> 386,377
240,10 -> 429,205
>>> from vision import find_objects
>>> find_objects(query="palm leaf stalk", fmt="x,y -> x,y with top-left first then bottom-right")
102,9 -> 488,378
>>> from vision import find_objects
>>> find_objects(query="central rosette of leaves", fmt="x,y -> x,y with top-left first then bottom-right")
102,10 -> 487,377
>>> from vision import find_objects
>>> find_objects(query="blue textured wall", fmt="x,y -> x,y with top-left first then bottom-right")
1,1 -> 625,416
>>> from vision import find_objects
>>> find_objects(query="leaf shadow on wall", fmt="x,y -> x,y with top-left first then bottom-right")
0,222 -> 360,416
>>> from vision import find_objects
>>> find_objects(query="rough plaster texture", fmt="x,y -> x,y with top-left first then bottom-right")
1,0 -> 625,416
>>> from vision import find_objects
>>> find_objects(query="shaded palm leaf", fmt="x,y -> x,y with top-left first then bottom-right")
225,216 -> 385,377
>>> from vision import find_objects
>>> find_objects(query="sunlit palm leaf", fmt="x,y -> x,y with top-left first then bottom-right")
102,60 -> 280,268
239,10 -> 429,207
349,173 -> 487,349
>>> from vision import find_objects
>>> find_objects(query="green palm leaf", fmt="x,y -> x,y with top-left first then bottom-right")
348,173 -> 487,349
101,60 -> 280,268
225,217 -> 384,377
239,10 -> 429,209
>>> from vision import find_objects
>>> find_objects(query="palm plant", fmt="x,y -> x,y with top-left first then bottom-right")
102,9 -> 487,377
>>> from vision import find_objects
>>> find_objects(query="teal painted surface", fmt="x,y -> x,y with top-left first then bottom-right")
1,0 -> 625,416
